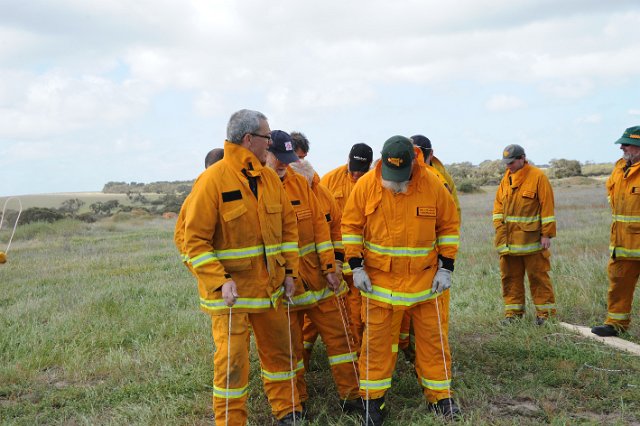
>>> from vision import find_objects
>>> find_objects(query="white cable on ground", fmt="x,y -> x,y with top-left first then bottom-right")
0,197 -> 23,255
286,301 -> 297,426
365,294 -> 370,424
225,307 -> 232,426
334,292 -> 360,388
434,295 -> 452,403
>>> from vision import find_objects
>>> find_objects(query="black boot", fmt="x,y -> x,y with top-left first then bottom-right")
591,324 -> 620,337
278,411 -> 304,425
342,397 -> 364,416
428,397 -> 461,419
362,397 -> 386,426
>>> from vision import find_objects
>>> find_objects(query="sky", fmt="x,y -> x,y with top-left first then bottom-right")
1,0 -> 639,196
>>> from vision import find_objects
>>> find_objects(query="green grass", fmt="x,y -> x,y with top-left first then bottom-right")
1,183 -> 639,425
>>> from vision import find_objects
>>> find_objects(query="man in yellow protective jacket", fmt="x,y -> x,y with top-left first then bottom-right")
343,135 -> 461,424
266,131 -> 361,415
493,144 -> 557,325
174,148 -> 224,274
181,110 -> 302,426
321,143 -> 374,349
592,126 -> 640,337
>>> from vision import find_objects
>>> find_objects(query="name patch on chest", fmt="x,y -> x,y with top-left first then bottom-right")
417,207 -> 436,217
222,190 -> 243,202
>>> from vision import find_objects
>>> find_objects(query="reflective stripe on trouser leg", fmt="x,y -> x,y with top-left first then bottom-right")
606,259 -> 640,329
345,274 -> 363,350
358,304 -> 403,400
524,250 -> 556,318
412,291 -> 453,403
306,298 -> 360,400
212,313 -> 250,426
250,308 -> 302,420
500,255 -> 526,317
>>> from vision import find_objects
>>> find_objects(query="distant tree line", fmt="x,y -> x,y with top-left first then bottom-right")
103,181 -> 193,195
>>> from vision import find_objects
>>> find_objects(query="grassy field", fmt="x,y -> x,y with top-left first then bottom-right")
1,181 -> 639,425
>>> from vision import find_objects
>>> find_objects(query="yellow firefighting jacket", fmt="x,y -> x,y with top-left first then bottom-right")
342,161 -> 460,309
493,162 -> 556,255
320,164 -> 362,214
281,167 -> 336,309
608,158 -> 640,259
183,141 -> 299,314
414,147 -> 461,219
174,193 -> 194,274
431,156 -> 461,218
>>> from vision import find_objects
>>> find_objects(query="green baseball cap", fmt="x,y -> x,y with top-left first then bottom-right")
614,126 -> 640,147
381,135 -> 415,182
501,144 -> 526,164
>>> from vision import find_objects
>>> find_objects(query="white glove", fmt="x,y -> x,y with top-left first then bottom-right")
352,266 -> 372,293
431,260 -> 452,294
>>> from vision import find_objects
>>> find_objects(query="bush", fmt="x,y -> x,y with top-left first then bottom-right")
549,159 -> 582,178
19,207 -> 64,225
458,179 -> 481,193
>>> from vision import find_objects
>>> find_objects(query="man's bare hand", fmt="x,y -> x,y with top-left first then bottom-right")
222,281 -> 239,307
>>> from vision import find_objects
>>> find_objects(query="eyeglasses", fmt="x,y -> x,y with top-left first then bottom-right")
250,133 -> 272,142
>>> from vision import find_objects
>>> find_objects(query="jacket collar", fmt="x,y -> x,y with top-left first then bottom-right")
223,141 -> 264,177
507,162 -> 530,188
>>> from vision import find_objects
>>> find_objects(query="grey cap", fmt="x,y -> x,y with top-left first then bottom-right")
501,144 -> 525,164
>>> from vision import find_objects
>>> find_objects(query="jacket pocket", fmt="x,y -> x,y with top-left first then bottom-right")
265,203 -> 283,240
223,204 -> 248,222
222,204 -> 251,246
519,221 -> 541,232
365,251 -> 391,272
221,258 -> 253,272
625,222 -> 640,234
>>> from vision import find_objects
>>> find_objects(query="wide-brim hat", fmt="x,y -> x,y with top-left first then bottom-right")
614,126 -> 640,147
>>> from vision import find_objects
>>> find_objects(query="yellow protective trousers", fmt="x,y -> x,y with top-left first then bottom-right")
294,299 -> 360,401
344,274 -> 364,349
211,308 -> 301,425
499,250 -> 556,319
359,291 -> 452,404
605,259 -> 639,330
302,294 -> 357,368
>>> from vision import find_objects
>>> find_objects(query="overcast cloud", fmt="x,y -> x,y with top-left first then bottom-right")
1,0 -> 639,195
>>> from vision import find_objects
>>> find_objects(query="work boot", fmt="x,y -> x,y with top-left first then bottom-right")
362,397 -> 386,426
591,324 -> 620,337
428,397 -> 462,419
277,411 -> 304,425
535,317 -> 547,326
501,316 -> 521,326
341,397 -> 364,416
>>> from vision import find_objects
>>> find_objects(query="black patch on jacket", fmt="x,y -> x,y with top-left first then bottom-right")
291,200 -> 301,206
325,213 -> 332,222
222,190 -> 243,202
